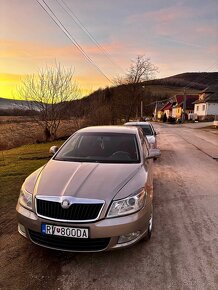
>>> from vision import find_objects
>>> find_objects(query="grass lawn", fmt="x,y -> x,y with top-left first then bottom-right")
0,140 -> 64,209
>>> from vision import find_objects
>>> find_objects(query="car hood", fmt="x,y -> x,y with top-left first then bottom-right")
146,135 -> 155,144
27,160 -> 142,203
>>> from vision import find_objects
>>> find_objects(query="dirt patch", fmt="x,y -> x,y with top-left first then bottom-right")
0,205 -> 67,290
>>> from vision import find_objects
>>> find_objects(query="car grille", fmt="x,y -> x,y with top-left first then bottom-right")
36,199 -> 103,221
29,230 -> 110,252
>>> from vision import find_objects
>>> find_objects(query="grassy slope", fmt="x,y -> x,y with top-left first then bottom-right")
145,84 -> 200,95
0,141 -> 64,208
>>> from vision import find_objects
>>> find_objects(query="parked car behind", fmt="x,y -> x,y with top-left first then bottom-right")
16,126 -> 160,252
124,122 -> 158,149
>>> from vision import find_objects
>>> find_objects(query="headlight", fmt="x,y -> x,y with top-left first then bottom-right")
19,186 -> 33,210
107,189 -> 146,218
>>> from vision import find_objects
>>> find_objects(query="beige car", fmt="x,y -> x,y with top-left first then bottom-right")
16,126 -> 160,252
124,122 -> 158,149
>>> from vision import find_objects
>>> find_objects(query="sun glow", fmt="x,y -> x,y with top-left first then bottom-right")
0,73 -> 109,100
0,73 -> 23,100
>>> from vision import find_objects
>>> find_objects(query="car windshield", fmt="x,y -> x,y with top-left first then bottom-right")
54,132 -> 140,163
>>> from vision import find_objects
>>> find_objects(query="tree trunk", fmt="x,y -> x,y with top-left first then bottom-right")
44,127 -> 51,142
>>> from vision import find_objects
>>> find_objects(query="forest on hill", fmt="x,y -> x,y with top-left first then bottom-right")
1,72 -> 217,126
67,72 -> 218,125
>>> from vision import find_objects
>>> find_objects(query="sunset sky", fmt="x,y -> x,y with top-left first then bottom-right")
0,0 -> 218,99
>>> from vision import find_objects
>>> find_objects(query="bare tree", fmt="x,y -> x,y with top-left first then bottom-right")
115,55 -> 158,121
17,64 -> 80,141
126,55 -> 158,84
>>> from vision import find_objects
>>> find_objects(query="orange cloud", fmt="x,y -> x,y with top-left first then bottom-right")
0,39 -> 79,59
0,39 -> 125,60
0,38 -> 124,86
0,39 -> 122,96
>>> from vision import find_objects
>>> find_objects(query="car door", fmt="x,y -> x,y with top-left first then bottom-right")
138,129 -> 153,200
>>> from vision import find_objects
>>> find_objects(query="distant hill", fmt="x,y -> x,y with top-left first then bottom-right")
81,72 -> 218,103
146,72 -> 218,89
66,72 -> 218,123
0,98 -> 30,110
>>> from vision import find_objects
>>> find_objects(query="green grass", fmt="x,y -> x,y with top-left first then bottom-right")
0,141 -> 64,208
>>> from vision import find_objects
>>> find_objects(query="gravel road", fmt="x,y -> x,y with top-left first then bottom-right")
1,123 -> 218,290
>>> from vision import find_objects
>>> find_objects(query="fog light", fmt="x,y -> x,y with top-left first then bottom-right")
18,223 -> 27,238
118,231 -> 141,244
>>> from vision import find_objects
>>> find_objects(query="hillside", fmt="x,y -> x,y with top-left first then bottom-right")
1,72 -> 217,121
146,72 -> 218,89
68,72 -> 218,123
82,72 -> 218,105
0,98 -> 30,110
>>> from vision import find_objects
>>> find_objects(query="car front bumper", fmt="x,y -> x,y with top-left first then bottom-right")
16,202 -> 152,252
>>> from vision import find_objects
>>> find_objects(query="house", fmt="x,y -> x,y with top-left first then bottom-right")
172,95 -> 183,119
154,102 -> 166,120
159,102 -> 173,119
194,86 -> 218,120
172,95 -> 199,120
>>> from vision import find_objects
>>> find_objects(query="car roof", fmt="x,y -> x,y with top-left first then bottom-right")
124,122 -> 152,126
77,125 -> 139,134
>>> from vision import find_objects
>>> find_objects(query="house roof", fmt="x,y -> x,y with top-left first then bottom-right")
202,85 -> 218,94
174,95 -> 184,104
156,102 -> 166,111
173,95 -> 199,110
178,95 -> 199,110
194,85 -> 218,104
159,102 -> 173,111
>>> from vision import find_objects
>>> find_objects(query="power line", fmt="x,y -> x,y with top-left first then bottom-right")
144,62 -> 218,109
183,60 -> 218,90
56,0 -> 125,74
35,0 -> 113,84
143,97 -> 172,107
143,62 -> 218,109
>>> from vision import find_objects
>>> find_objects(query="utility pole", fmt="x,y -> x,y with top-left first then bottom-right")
140,85 -> 145,120
154,100 -> 158,121
182,89 -> 186,122
136,105 -> 138,119
140,100 -> 143,119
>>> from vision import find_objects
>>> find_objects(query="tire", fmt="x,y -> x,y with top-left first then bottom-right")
147,213 -> 153,240
141,210 -> 153,242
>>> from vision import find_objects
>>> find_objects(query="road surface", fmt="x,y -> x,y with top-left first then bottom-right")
1,123 -> 218,290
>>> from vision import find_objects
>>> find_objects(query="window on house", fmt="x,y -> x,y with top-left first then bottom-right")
202,105 -> 205,111
196,106 -> 199,111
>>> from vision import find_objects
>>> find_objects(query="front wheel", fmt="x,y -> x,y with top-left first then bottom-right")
141,211 -> 153,242
147,213 -> 153,240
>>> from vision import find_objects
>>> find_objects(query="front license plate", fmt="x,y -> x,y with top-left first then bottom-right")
41,224 -> 89,238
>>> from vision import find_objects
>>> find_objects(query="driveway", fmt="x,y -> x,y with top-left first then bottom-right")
1,124 -> 218,290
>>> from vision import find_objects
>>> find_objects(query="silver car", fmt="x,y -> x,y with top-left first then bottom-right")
16,126 -> 160,252
124,122 -> 158,149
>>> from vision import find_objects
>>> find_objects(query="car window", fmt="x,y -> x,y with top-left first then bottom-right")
125,124 -> 153,136
138,128 -> 149,157
142,141 -> 149,158
54,132 -> 140,163
138,128 -> 144,142
139,125 -> 153,136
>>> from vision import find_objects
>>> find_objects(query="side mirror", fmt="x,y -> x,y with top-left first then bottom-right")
49,146 -> 59,155
154,131 -> 159,135
146,148 -> 161,159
